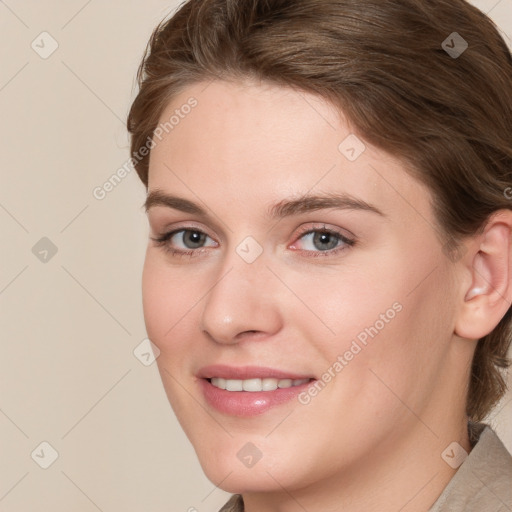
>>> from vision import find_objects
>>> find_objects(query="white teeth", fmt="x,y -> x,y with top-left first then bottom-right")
278,378 -> 292,388
242,378 -> 262,392
262,378 -> 278,391
210,377 -> 310,392
225,379 -> 243,391
216,377 -> 227,389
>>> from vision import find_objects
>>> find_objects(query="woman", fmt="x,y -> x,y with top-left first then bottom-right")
127,0 -> 512,510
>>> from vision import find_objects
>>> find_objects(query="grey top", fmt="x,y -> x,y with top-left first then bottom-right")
218,422 -> 512,512
429,422 -> 512,511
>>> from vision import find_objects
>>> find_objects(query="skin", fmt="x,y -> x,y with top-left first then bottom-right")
141,78 -> 512,511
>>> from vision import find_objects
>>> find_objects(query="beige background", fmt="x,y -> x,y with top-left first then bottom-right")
1,1 -> 511,511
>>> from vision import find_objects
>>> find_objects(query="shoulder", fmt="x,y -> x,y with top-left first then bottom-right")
218,494 -> 243,512
429,422 -> 512,512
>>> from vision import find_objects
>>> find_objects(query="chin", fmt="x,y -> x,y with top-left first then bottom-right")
191,436 -> 306,494
200,460 -> 294,494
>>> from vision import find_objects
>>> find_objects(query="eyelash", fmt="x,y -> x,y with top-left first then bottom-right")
150,224 -> 356,259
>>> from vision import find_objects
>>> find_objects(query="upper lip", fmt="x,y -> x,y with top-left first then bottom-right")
197,365 -> 314,380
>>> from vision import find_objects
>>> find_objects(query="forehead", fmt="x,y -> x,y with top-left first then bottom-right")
150,79 -> 344,176
147,79 -> 432,222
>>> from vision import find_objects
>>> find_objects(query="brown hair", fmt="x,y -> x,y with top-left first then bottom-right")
127,0 -> 512,421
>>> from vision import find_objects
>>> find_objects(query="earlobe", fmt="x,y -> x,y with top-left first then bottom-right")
455,211 -> 512,340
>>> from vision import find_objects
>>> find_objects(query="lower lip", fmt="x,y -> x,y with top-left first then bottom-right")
199,378 -> 315,416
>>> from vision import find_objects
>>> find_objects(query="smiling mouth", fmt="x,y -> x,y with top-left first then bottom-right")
208,377 -> 313,392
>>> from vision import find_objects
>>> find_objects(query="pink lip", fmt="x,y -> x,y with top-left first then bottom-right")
196,365 -> 315,417
197,364 -> 313,380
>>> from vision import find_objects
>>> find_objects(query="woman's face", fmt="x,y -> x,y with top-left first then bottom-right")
142,79 -> 464,494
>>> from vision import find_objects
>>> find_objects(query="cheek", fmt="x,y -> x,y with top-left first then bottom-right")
141,255 -> 168,343
141,255 -> 199,416
297,257 -> 453,403
284,263 -> 405,351
141,252 -> 201,349
341,265 -> 457,417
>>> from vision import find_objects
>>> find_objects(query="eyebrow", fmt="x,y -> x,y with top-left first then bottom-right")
143,189 -> 385,218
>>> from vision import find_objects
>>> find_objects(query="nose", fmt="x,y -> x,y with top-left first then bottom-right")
199,249 -> 283,345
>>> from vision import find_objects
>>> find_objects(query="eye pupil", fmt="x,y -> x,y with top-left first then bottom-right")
313,231 -> 338,251
184,230 -> 205,248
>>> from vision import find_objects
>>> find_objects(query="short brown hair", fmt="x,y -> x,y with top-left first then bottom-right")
127,0 -> 512,421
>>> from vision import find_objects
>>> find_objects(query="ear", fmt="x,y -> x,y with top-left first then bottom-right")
455,210 -> 512,340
